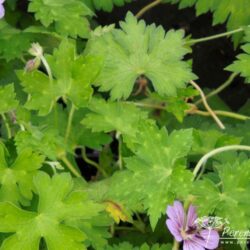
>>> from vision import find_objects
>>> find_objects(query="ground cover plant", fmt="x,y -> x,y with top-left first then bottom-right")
1,0 -> 250,249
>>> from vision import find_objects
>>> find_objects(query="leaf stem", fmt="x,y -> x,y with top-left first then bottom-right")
186,27 -> 245,45
136,0 -> 162,18
195,73 -> 238,105
127,101 -> 250,121
193,145 -> 250,179
116,133 -> 123,169
81,147 -> 108,177
65,104 -> 75,142
191,109 -> 250,121
40,55 -> 53,83
1,114 -> 11,139
61,156 -> 82,178
189,80 -> 225,130
172,240 -> 180,250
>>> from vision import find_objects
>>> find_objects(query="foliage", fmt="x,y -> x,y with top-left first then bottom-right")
0,0 -> 250,249
165,0 -> 250,44
85,12 -> 195,100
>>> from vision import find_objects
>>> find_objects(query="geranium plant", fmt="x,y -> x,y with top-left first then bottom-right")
0,0 -> 250,249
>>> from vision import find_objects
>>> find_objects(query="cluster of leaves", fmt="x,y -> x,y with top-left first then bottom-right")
1,1 -> 250,250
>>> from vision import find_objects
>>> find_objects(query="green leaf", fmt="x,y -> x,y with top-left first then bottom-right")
191,128 -> 242,155
0,21 -> 33,61
0,143 -> 45,205
226,43 -> 250,82
81,98 -> 149,137
85,0 -> 132,12
87,125 -> 193,229
28,0 -> 93,38
85,12 -> 195,100
193,159 -> 250,231
15,127 -> 66,160
16,70 -> 56,116
16,39 -> 102,115
0,172 -> 108,250
46,39 -> 102,107
0,84 -> 18,114
105,242 -> 172,250
167,0 -> 250,44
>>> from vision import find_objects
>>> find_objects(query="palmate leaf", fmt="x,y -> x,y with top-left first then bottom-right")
166,0 -> 250,44
0,143 -> 45,206
124,124 -> 193,229
105,242 -> 172,250
226,43 -> 250,83
86,125 -> 193,230
81,98 -> 149,137
0,21 -> 33,61
0,172 -> 108,250
15,105 -> 112,161
28,0 -> 93,38
0,84 -> 18,114
193,159 -> 250,232
85,12 -> 195,100
85,0 -> 132,12
16,39 -> 102,115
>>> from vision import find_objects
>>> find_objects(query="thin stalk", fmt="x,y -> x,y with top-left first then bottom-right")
186,27 -> 244,45
129,101 -> 165,110
40,54 -> 59,126
117,133 -> 123,169
127,101 -> 250,121
1,114 -> 11,139
172,240 -> 180,250
61,156 -> 82,178
136,0 -> 162,18
195,73 -> 238,105
193,145 -> 250,179
40,55 -> 53,83
191,109 -> 250,121
81,148 -> 108,177
65,104 -> 75,142
189,80 -> 225,130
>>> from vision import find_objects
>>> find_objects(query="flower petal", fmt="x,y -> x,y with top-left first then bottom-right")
0,0 -> 4,5
186,205 -> 198,229
200,229 -> 220,249
166,201 -> 185,228
0,4 -> 5,19
166,219 -> 183,242
183,239 -> 205,250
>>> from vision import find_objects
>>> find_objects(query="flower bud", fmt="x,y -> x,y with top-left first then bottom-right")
28,43 -> 43,57
25,58 -> 41,72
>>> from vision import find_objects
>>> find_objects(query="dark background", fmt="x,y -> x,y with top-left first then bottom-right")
95,0 -> 250,111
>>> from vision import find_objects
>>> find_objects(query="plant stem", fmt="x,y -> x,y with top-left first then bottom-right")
127,101 -> 250,121
193,145 -> 250,179
189,80 -> 225,130
136,0 -> 162,18
40,55 -> 53,83
191,109 -> 250,121
172,240 -> 180,250
65,104 -> 75,142
117,133 -> 123,169
195,73 -> 238,105
186,27 -> 245,45
81,147 -> 108,177
1,114 -> 11,139
61,156 -> 82,178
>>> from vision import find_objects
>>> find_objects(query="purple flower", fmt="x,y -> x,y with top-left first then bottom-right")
166,201 -> 219,250
0,0 -> 5,19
